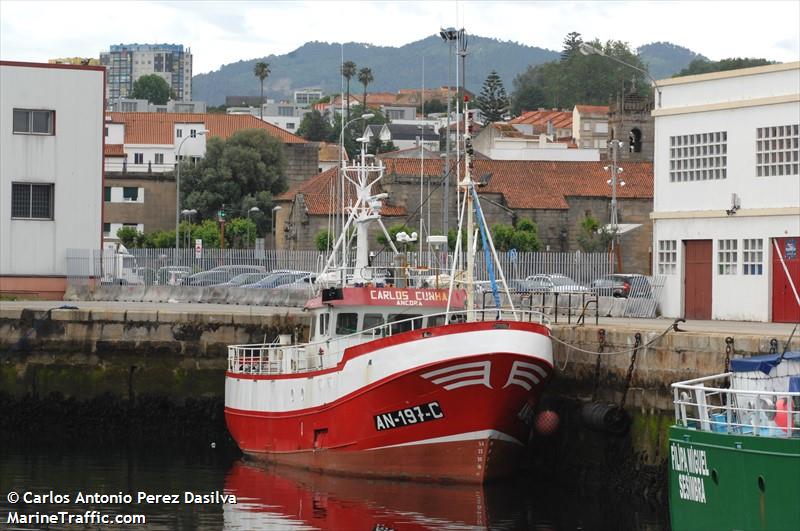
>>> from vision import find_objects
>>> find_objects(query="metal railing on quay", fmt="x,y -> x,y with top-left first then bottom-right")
672,373 -> 800,438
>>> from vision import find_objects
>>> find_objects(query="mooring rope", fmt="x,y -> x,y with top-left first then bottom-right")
550,318 -> 685,356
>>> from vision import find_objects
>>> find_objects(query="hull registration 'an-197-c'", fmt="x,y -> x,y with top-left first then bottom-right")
374,401 -> 444,431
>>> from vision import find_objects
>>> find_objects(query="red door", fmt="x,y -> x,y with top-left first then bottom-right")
772,237 -> 800,323
684,240 -> 712,320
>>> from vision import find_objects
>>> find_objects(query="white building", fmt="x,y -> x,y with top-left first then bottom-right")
573,105 -> 609,150
652,62 -> 800,322
473,123 -> 600,161
0,61 -> 105,298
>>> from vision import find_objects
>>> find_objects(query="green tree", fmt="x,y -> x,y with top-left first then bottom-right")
674,57 -> 773,77
512,35 -> 649,111
193,219 -> 221,248
130,74 -> 175,105
297,109 -> 332,141
315,229 -> 333,252
144,229 -> 175,248
422,98 -> 446,114
476,70 -> 509,123
576,214 -> 615,252
181,129 -> 286,236
225,217 -> 258,248
341,60 -> 357,123
358,67 -> 374,111
116,226 -> 139,248
561,31 -> 583,61
253,61 -> 271,120
490,219 -> 541,252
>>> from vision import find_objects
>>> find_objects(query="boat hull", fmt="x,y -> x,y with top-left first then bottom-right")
225,321 -> 552,483
668,425 -> 800,531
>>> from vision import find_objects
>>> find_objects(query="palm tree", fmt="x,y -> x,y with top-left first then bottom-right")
253,61 -> 270,120
341,60 -> 357,123
358,67 -> 374,115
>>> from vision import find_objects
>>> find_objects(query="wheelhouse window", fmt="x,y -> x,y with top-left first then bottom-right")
13,109 -> 55,135
335,313 -> 358,335
11,182 -> 54,219
362,313 -> 385,334
319,314 -> 329,336
389,314 -> 422,335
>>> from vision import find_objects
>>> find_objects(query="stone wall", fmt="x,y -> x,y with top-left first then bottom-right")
284,143 -> 320,190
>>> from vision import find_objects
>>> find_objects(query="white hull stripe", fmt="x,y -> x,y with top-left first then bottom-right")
421,360 -> 492,390
368,429 -> 524,450
503,361 -> 549,391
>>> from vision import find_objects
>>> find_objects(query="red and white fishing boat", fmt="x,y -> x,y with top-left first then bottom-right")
225,103 -> 553,483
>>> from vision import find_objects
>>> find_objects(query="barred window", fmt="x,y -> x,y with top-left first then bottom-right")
658,240 -> 677,275
11,182 -> 54,219
669,131 -> 727,182
13,109 -> 55,135
717,239 -> 738,275
743,239 -> 764,275
756,124 -> 799,177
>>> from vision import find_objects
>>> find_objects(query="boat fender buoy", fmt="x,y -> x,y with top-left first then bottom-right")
775,398 -> 792,433
580,401 -> 631,435
534,410 -> 560,436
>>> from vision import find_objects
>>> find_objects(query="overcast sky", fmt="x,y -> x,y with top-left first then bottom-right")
2,0 -> 798,75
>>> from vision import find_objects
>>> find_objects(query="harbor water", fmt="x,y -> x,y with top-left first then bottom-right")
0,442 -> 668,530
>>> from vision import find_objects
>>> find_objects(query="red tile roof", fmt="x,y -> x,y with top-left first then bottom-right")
104,144 -> 126,157
574,105 -> 610,115
276,167 -> 406,216
107,112 -> 307,145
383,158 -> 652,210
510,109 -> 572,130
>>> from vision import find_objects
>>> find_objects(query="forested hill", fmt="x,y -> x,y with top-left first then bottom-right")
192,38 -> 708,105
637,42 -> 708,80
193,36 -> 559,105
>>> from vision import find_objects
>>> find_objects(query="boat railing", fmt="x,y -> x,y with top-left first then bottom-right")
227,308 -> 550,376
672,373 -> 800,438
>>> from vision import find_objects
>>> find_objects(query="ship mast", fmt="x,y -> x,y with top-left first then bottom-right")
461,97 -> 475,320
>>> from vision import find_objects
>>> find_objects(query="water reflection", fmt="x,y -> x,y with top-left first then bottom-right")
223,460 -> 542,530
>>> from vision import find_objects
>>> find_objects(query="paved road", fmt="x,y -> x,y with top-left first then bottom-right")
1,300 -> 797,339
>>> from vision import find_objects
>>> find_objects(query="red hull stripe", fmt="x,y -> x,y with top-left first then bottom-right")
226,352 -> 552,418
226,319 -> 551,382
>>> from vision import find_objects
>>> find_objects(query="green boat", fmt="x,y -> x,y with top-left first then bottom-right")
669,351 -> 800,531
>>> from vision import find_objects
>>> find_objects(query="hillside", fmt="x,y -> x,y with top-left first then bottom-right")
637,42 -> 708,80
192,38 -> 709,105
193,36 -> 559,105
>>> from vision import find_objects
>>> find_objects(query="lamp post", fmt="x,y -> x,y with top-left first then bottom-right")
579,43 -> 662,108
440,27 -> 458,236
271,205 -> 282,249
247,206 -> 261,248
180,208 -> 197,248
175,129 -> 208,260
604,140 -> 627,272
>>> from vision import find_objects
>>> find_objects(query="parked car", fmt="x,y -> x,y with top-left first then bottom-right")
157,266 -> 192,286
181,270 -> 231,287
133,267 -> 157,285
241,271 -> 311,289
520,274 -> 590,293
590,274 -> 652,298
208,264 -> 266,278
212,272 -> 270,288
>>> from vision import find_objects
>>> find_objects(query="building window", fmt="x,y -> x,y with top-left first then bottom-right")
743,239 -> 763,275
756,124 -> 799,177
669,131 -> 727,182
104,187 -> 111,202
657,240 -> 677,275
154,153 -> 164,164
134,153 -> 144,164
12,109 -> 55,135
286,122 -> 295,130
717,239 -> 738,275
123,187 -> 139,202
104,127 -> 108,137
176,129 -> 183,138
583,122 -> 591,131
190,129 -> 197,138
103,223 -> 111,236
278,107 -> 294,117
11,182 -> 54,220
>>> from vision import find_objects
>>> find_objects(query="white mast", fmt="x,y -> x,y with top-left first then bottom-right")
461,97 -> 474,320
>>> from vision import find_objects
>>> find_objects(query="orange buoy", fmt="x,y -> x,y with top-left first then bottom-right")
534,410 -> 560,436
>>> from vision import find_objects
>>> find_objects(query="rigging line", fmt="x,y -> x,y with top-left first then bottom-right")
549,318 -> 683,356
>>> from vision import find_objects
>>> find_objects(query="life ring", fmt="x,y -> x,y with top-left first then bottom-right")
775,398 -> 792,433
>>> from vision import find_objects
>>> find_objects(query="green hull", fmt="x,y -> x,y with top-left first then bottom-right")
669,426 -> 800,531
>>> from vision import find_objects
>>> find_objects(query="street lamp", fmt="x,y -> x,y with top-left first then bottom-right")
248,206 -> 261,248
440,27 -> 459,236
175,129 -> 209,259
579,43 -> 662,108
271,205 -> 282,249
180,208 -> 197,248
